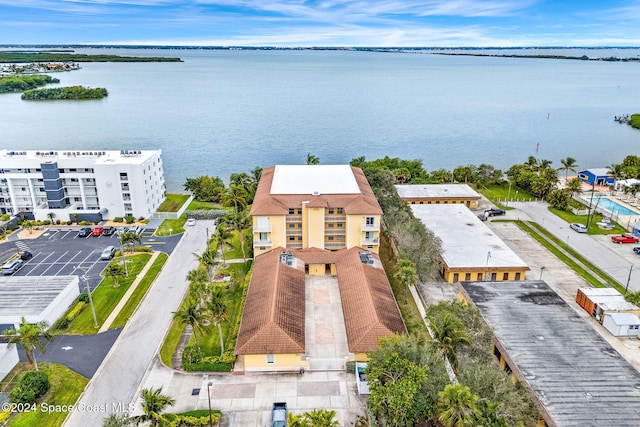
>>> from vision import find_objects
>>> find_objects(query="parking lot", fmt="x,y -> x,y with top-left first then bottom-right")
2,225 -> 182,293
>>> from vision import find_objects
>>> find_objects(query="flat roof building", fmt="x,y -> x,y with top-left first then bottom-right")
395,184 -> 481,209
250,165 -> 382,256
460,280 -> 640,427
0,149 -> 165,221
411,204 -> 529,283
0,276 -> 80,331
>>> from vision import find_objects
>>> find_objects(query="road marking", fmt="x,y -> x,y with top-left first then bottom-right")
40,251 -> 69,276
62,346 -> 73,351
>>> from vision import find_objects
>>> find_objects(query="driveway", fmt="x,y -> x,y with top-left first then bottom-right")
63,221 -> 211,427
505,201 -> 640,292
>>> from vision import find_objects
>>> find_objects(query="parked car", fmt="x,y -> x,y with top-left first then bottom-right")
272,402 -> 287,427
100,246 -> 117,260
133,225 -> 144,235
570,223 -> 588,233
77,227 -> 92,237
102,226 -> 116,236
611,234 -> 640,244
484,208 -> 506,217
19,251 -> 33,261
92,226 -> 104,236
2,259 -> 24,275
185,218 -> 196,226
633,247 -> 640,255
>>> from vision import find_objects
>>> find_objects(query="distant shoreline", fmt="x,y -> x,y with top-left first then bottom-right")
431,52 -> 640,62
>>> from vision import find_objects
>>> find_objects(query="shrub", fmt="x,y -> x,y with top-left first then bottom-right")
56,317 -> 70,330
0,409 -> 10,424
113,217 -> 124,223
124,215 -> 136,224
66,301 -> 86,321
10,370 -> 49,404
78,293 -> 90,303
66,221 -> 73,225
56,219 -> 61,225
43,220 -> 51,225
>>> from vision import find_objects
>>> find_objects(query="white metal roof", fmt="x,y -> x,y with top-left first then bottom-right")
270,165 -> 360,195
411,204 -> 528,269
580,168 -> 612,177
395,184 -> 480,199
0,276 -> 78,317
0,149 -> 159,166
604,312 -> 640,325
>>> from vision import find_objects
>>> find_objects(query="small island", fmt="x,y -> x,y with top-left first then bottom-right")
0,74 -> 59,93
0,52 -> 182,63
629,114 -> 640,130
21,85 -> 108,100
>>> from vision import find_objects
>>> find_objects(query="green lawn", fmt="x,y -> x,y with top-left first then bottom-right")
549,207 -> 626,235
7,363 -> 88,427
64,254 -> 152,334
157,193 -> 190,212
155,216 -> 187,236
477,183 -> 535,208
110,252 -> 168,329
217,231 -> 251,261
187,199 -> 221,210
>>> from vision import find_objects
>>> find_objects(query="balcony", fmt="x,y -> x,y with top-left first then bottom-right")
253,224 -> 272,232
361,237 -> 380,246
325,242 -> 346,250
286,215 -> 302,222
253,239 -> 273,247
325,215 -> 346,221
361,223 -> 380,231
286,242 -> 303,250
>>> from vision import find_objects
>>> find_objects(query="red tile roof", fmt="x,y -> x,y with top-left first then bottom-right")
250,166 -> 382,216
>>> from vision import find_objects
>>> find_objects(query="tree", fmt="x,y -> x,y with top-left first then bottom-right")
213,222 -> 233,265
394,259 -> 418,304
437,384 -> 480,427
302,409 -> 339,427
22,220 -> 34,234
104,263 -> 126,288
224,209 -> 252,261
3,317 -> 53,371
429,312 -> 472,371
453,165 -> 475,183
206,286 -> 228,355
565,176 -> 583,198
133,387 -> 175,427
287,412 -> 306,427
367,335 -> 429,427
558,157 -> 578,181
102,413 -> 134,427
430,168 -> 451,183
222,182 -> 248,214
306,153 -> 320,165
47,212 -> 56,223
172,299 -> 209,348
120,231 -> 141,252
183,175 -> 225,203
194,249 -> 219,281
186,267 -> 209,286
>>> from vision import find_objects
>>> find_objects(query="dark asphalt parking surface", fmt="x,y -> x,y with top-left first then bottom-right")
17,328 -> 122,378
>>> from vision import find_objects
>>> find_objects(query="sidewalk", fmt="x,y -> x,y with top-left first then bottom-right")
98,251 -> 161,333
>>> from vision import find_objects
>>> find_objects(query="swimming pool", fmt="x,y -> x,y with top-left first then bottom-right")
588,197 -> 639,216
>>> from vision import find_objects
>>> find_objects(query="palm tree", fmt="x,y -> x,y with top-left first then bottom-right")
3,317 -> 53,371
394,259 -> 418,304
120,231 -> 141,252
47,212 -> 56,224
206,286 -> 228,355
437,384 -> 480,427
558,157 -> 578,182
565,176 -> 583,198
186,267 -> 209,285
213,222 -> 233,265
306,153 -> 320,165
225,209 -> 252,261
287,412 -> 306,427
104,263 -> 126,288
172,299 -> 210,348
102,413 -> 134,427
302,409 -> 339,427
133,387 -> 175,427
429,312 -> 472,371
194,249 -> 219,280
222,182 -> 248,214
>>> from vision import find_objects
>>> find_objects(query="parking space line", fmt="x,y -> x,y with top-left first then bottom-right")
39,251 -> 70,276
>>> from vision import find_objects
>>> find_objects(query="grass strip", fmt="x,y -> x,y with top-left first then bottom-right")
159,298 -> 189,368
64,254 -> 152,334
516,220 -> 626,293
8,363 -> 88,427
157,193 -> 190,213
110,253 -> 169,329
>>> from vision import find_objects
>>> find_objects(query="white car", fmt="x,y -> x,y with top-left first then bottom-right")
185,218 -> 196,226
570,223 -> 588,233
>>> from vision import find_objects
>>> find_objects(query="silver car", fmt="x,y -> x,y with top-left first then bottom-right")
570,223 -> 588,233
2,259 -> 24,275
100,246 -> 117,260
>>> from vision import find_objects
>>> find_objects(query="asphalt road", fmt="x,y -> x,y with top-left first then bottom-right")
63,221 -> 211,427
508,201 -> 640,292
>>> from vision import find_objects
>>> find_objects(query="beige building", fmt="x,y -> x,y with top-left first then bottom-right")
395,183 -> 481,209
250,165 -> 382,256
235,248 -> 406,372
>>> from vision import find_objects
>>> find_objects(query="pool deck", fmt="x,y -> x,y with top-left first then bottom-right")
580,192 -> 640,230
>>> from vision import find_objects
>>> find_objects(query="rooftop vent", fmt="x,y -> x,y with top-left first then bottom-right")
312,191 -> 320,196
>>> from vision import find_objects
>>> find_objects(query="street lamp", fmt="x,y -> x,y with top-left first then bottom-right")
539,266 -> 546,280
75,267 -> 98,329
207,381 -> 213,426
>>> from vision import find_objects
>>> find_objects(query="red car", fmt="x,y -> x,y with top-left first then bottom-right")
91,226 -> 104,237
611,234 -> 639,244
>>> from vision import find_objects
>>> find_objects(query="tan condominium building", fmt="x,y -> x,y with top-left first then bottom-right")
250,165 -> 382,256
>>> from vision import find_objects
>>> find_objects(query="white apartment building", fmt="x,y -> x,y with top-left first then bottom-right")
0,149 -> 165,222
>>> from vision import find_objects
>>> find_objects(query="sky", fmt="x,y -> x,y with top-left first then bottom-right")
1,0 -> 640,47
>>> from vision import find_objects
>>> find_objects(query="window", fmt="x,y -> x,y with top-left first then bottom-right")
337,235 -> 343,240
337,208 -> 343,214
259,232 -> 268,240
515,272 -> 521,280
289,236 -> 296,241
477,273 -> 483,280
288,208 -> 295,214
465,273 -> 471,280
267,354 -> 274,364
365,216 -> 375,225
503,272 -> 509,280
328,208 -> 334,214
289,223 -> 295,228
328,223 -> 334,227
120,172 -> 128,180
453,273 -> 459,282
328,236 -> 334,241
297,208 -> 302,214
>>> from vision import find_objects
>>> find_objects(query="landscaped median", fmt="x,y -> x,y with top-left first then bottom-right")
55,252 -> 167,334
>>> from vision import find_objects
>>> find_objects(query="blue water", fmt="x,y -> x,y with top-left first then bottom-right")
591,197 -> 639,216
2,48 -> 640,192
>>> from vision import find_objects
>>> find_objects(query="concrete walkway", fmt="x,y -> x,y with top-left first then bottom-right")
98,251 -> 161,333
63,221 -> 209,427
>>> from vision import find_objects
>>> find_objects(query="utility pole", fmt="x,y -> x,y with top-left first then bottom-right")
76,267 -> 98,329
626,265 -> 633,294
